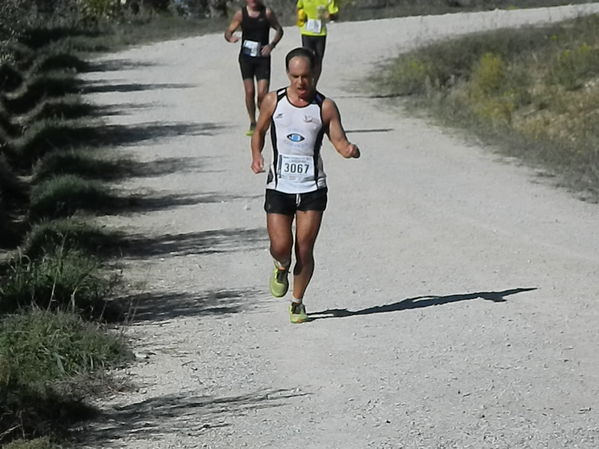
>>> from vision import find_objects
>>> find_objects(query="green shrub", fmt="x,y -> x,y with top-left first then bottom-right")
0,248 -> 118,318
30,175 -> 114,220
34,150 -> 122,182
78,0 -> 121,20
3,437 -> 63,449
27,52 -> 89,75
470,52 -> 506,95
547,43 -> 599,90
23,218 -> 120,258
21,97 -> 96,123
379,57 -> 433,95
0,310 -> 128,386
0,309 -> 130,444
3,72 -> 81,115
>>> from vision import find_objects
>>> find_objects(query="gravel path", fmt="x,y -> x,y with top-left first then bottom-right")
82,5 -> 599,448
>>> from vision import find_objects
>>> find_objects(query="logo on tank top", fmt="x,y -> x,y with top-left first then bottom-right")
287,133 -> 305,143
303,115 -> 313,123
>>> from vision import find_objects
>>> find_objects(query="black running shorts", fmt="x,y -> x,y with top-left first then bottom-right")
301,35 -> 326,63
264,188 -> 328,215
239,54 -> 271,81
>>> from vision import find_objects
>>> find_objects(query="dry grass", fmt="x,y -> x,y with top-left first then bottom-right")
375,14 -> 599,200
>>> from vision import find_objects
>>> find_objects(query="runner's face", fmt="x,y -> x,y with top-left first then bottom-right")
246,0 -> 261,8
287,57 -> 314,99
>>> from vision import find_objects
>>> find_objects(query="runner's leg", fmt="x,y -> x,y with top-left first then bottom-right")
256,57 -> 270,111
292,210 -> 323,301
257,78 -> 269,110
242,78 -> 257,126
312,36 -> 326,83
267,213 -> 294,269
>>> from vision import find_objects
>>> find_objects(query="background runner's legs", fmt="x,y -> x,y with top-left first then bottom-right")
242,78 -> 257,125
256,78 -> 270,111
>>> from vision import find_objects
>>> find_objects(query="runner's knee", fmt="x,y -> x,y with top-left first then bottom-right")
295,244 -> 314,265
270,241 -> 292,260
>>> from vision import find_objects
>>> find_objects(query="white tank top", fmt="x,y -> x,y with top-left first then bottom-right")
266,88 -> 327,194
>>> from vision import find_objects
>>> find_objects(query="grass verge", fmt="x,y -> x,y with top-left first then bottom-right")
374,13 -> 599,200
0,309 -> 131,444
0,247 -> 121,320
3,437 -> 63,449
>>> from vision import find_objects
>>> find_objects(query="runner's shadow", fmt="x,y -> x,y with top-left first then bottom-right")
308,288 -> 536,321
82,389 -> 307,445
345,128 -> 393,134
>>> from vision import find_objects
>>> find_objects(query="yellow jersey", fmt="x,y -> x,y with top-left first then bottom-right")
296,0 -> 339,37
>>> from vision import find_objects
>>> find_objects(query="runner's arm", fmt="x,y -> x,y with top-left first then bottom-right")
224,10 -> 242,43
262,9 -> 284,56
251,92 -> 277,173
322,98 -> 360,159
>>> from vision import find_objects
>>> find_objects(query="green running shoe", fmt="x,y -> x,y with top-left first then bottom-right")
289,302 -> 308,324
270,267 -> 289,297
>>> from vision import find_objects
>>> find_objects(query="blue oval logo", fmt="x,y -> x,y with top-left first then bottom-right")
287,133 -> 305,143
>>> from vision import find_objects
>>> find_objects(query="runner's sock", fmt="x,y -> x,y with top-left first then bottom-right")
274,259 -> 290,271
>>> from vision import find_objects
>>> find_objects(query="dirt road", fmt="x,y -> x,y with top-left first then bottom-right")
83,5 -> 599,448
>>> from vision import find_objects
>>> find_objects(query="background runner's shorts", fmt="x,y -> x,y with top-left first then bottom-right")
239,54 -> 271,80
264,188 -> 328,215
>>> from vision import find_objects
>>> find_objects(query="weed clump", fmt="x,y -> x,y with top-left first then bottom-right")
34,150 -> 122,182
0,310 -> 130,444
2,437 -> 63,449
30,174 -> 115,220
0,248 -> 119,319
23,218 -> 120,258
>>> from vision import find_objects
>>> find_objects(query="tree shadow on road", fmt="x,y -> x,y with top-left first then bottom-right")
85,59 -> 159,73
118,227 -> 268,258
308,287 -> 537,321
121,192 -> 261,215
117,287 -> 263,323
88,121 -> 228,145
83,82 -> 195,94
82,388 -> 306,445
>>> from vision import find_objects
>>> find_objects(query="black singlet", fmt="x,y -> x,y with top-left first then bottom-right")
241,6 -> 270,53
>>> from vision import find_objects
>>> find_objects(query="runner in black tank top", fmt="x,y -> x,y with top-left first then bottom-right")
225,0 -> 284,136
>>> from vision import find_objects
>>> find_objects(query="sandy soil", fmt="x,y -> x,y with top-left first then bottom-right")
81,4 -> 599,448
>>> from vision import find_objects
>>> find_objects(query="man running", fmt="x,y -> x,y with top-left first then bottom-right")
251,47 -> 360,323
225,0 -> 284,136
296,0 -> 339,82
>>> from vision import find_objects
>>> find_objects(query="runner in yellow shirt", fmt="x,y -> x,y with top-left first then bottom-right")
296,0 -> 339,82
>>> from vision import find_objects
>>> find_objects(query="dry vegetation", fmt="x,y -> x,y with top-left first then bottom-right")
375,14 -> 599,200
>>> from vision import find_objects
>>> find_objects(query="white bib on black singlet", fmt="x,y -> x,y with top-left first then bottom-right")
266,88 -> 327,194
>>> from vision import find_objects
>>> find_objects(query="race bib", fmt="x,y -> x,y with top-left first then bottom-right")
305,19 -> 322,34
242,40 -> 260,57
278,155 -> 314,181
